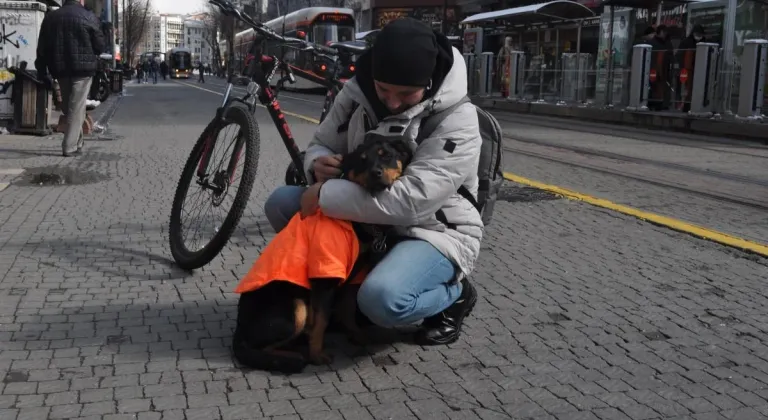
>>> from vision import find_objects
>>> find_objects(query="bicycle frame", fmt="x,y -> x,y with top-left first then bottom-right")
199,0 -> 365,189
207,46 -> 307,187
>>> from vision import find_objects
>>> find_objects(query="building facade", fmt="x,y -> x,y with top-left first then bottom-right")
140,14 -> 184,54
183,18 -> 211,64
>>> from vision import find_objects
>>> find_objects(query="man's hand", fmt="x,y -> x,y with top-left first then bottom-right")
312,154 -> 343,183
300,182 -> 324,219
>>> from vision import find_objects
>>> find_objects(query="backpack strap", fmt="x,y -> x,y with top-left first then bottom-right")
415,96 -> 483,226
336,100 -> 375,133
415,96 -> 471,144
458,185 -> 481,213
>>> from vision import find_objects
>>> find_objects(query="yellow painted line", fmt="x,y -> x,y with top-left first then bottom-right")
0,168 -> 24,175
0,183 -> 8,192
174,81 -> 321,124
503,172 -> 768,257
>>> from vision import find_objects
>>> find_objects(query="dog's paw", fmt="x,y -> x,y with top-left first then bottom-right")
308,351 -> 333,365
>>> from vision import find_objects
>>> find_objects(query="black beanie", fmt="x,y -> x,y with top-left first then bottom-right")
372,18 -> 438,87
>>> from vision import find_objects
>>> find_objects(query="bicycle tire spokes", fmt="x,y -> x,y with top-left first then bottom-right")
182,124 -> 245,252
227,132 -> 246,184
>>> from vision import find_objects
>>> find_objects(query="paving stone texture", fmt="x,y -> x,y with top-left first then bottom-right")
0,79 -> 766,420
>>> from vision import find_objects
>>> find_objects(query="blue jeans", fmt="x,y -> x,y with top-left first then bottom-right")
264,186 -> 462,328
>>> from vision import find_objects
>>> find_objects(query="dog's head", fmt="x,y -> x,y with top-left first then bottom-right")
342,135 -> 413,194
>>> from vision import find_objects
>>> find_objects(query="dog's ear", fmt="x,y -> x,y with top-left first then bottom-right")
391,139 -> 413,163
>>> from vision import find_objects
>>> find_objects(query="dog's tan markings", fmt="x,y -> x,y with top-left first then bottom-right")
381,160 -> 404,186
293,299 -> 308,333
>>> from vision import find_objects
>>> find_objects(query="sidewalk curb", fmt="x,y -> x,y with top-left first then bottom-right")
94,93 -> 123,131
503,172 -> 768,258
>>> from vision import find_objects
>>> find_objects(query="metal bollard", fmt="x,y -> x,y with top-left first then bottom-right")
463,53 -> 477,96
689,43 -> 720,116
506,51 -> 526,101
559,53 -> 589,104
737,39 -> 768,119
627,44 -> 652,111
478,52 -> 494,97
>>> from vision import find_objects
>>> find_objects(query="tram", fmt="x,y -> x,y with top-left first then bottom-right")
222,7 -> 356,90
166,47 -> 193,79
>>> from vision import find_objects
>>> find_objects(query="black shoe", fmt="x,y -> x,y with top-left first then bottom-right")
415,278 -> 477,346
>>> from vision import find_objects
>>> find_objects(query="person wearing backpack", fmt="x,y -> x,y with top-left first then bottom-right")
264,17 -> 502,345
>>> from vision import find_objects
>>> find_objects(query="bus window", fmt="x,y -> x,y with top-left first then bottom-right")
312,24 -> 355,45
338,27 -> 354,43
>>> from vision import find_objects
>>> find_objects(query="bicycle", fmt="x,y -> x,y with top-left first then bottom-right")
168,0 -> 366,270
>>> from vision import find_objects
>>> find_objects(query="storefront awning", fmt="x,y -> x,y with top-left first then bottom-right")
461,0 -> 596,25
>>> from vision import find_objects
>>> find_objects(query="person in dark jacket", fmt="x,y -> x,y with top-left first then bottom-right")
150,59 -> 159,84
160,61 -> 168,80
676,25 -> 706,112
142,60 -> 150,83
136,62 -> 143,83
648,25 -> 674,111
36,0 -> 105,157
197,61 -> 205,83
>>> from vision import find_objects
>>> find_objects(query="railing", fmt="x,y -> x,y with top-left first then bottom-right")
465,42 -> 767,120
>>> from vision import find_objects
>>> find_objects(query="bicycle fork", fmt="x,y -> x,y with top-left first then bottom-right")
195,82 -> 245,195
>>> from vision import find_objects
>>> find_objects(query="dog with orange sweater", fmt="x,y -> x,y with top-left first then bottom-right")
232,135 -> 413,373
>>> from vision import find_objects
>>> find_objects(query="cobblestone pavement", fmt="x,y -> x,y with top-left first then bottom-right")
492,112 -> 768,245
0,80 -> 767,420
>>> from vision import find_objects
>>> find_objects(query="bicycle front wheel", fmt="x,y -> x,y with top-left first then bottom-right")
169,104 -> 260,270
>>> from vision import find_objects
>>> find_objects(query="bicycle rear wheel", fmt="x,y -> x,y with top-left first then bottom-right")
319,86 -> 338,123
169,104 -> 260,270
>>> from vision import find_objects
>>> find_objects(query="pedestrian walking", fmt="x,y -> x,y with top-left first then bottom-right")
151,59 -> 159,84
142,60 -> 150,83
136,63 -> 143,83
35,0 -> 105,157
160,61 -> 168,80
197,61 -> 205,83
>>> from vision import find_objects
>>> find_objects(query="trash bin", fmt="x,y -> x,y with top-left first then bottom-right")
9,66 -> 53,136
110,69 -> 123,93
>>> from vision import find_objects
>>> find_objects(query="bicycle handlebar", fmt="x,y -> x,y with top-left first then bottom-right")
209,0 -> 341,60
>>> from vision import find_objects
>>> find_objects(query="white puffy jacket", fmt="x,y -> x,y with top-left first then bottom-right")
303,46 -> 483,277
